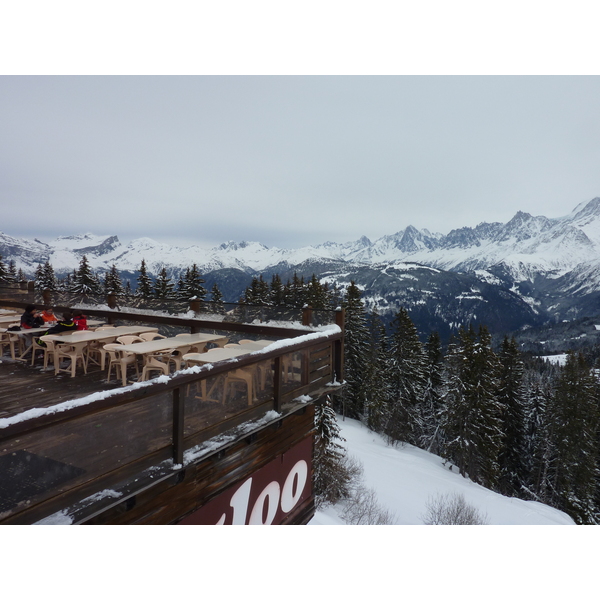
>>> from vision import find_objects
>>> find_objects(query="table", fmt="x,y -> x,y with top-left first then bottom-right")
117,333 -> 229,357
0,316 -> 20,325
42,326 -> 160,371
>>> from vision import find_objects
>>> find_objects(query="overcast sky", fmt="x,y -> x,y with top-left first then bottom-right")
2,11 -> 600,250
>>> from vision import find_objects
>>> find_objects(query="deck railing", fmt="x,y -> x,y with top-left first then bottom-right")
0,300 -> 344,524
0,285 -> 339,328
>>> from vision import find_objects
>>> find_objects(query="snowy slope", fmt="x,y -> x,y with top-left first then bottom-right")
310,417 -> 574,525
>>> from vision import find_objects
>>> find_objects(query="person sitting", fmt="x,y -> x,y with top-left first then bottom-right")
73,310 -> 88,330
21,305 -> 44,329
36,310 -> 78,346
40,307 -> 58,323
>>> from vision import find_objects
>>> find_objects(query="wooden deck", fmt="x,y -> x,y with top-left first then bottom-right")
0,355 -> 123,420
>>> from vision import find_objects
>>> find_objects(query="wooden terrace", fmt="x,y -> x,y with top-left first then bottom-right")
0,298 -> 345,524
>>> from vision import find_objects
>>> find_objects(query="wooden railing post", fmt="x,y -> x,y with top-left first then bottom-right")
302,305 -> 313,327
273,356 -> 282,412
334,307 -> 345,383
173,387 -> 184,465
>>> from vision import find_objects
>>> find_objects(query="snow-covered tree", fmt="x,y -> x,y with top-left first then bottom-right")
136,259 -> 153,298
341,281 -> 372,419
496,336 -> 527,497
363,308 -> 391,433
422,331 -> 445,453
209,283 -> 225,314
385,307 -> 428,447
544,352 -> 599,524
313,397 -> 354,507
104,264 -> 124,296
70,255 -> 101,297
153,267 -> 176,300
0,255 -> 8,283
178,264 -> 207,302
440,325 -> 503,489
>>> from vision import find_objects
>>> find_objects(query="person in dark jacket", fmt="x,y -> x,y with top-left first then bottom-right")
21,305 -> 44,329
36,310 -> 78,346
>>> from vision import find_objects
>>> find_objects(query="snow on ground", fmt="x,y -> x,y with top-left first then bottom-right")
310,417 -> 574,525
538,353 -> 569,366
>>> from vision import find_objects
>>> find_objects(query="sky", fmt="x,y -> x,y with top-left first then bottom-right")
2,5 -> 600,255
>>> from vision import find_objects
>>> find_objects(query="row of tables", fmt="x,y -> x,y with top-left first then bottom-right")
1,309 -> 277,397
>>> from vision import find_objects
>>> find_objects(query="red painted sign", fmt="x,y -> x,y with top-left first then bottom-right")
178,436 -> 313,525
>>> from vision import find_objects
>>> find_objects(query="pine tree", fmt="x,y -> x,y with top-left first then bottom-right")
182,264 -> 207,302
136,259 -> 153,298
7,261 -> 17,283
305,274 -> 328,310
440,325 -> 503,488
544,352 -> 599,524
70,255 -> 101,297
42,261 -> 57,291
422,331 -> 444,453
269,274 -> 285,306
0,255 -> 8,283
385,307 -> 428,447
341,281 -> 372,419
364,308 -> 391,433
153,267 -> 175,300
313,397 -> 352,506
496,336 -> 527,497
522,367 -> 553,501
210,283 -> 225,314
104,264 -> 124,296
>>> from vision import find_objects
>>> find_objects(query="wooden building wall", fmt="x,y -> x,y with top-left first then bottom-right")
81,405 -> 316,525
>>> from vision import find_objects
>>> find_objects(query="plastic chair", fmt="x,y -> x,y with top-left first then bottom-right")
32,338 -> 60,371
55,341 -> 88,377
116,335 -> 144,345
140,349 -> 173,381
0,331 -> 18,360
104,343 -> 139,386
139,332 -> 166,342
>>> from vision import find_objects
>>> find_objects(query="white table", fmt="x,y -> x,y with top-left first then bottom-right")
0,316 -> 21,324
43,326 -> 160,370
118,333 -> 229,357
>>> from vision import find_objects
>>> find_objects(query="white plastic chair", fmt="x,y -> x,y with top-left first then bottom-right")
55,341 -> 88,377
104,343 -> 140,386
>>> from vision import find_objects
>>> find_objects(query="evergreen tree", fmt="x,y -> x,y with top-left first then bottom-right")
7,261 -> 17,283
305,274 -> 328,310
440,325 -> 503,488
136,259 -> 153,298
385,307 -> 428,447
209,283 -> 225,314
0,255 -> 8,283
70,255 -> 101,297
422,331 -> 444,453
313,397 -> 352,506
522,368 -> 553,501
182,264 -> 207,302
42,261 -> 57,290
544,352 -> 599,524
269,274 -> 285,306
496,336 -> 527,497
104,264 -> 124,296
341,281 -> 371,419
153,267 -> 175,300
364,308 -> 391,433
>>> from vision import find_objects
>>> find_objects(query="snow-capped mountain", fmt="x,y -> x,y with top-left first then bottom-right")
3,197 -> 600,334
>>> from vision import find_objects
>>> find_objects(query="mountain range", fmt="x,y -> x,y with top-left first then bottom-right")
3,197 -> 600,340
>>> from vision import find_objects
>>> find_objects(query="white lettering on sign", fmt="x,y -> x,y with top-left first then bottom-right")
216,459 -> 308,525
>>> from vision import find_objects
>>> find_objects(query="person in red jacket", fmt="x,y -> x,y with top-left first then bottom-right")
72,310 -> 88,330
